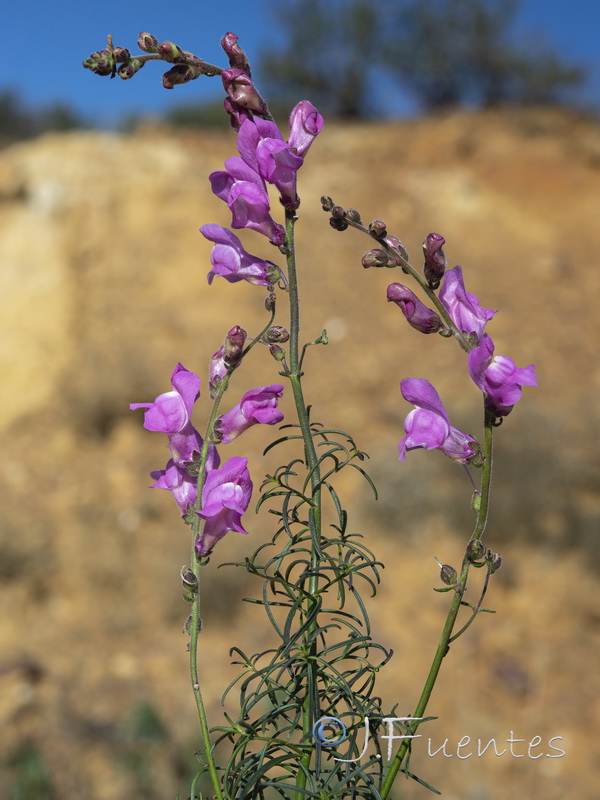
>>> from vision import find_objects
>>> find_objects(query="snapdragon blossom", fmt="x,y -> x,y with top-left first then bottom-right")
398,378 -> 480,464
200,223 -> 280,286
439,266 -> 496,341
237,117 -> 303,209
130,363 -> 199,434
150,459 -> 197,516
468,334 -> 537,417
287,100 -> 324,158
195,456 -> 253,556
209,156 -> 285,245
214,385 -> 284,444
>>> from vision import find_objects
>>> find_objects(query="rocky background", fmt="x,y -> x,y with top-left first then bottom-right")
1,108 -> 599,799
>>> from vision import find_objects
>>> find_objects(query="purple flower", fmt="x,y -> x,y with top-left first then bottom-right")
387,283 -> 442,334
130,363 -> 200,434
439,266 -> 496,341
288,100 -> 324,157
195,456 -> 253,556
398,378 -> 480,463
209,156 -> 286,245
237,118 -> 303,209
200,223 -> 280,286
150,459 -> 197,516
214,385 -> 284,444
468,334 -> 537,417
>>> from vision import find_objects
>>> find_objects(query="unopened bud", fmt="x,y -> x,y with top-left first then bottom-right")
331,205 -> 345,220
362,249 -> 390,268
118,58 -> 146,80
222,68 -> 266,114
487,552 -> 502,574
180,566 -> 198,590
346,208 -> 361,223
221,32 -> 251,75
138,32 -> 159,52
112,47 -> 131,63
369,220 -> 387,240
329,217 -> 348,232
435,558 -> 457,586
387,283 -> 442,334
158,41 -> 185,62
269,345 -> 286,361
264,326 -> 290,344
320,196 -> 334,212
162,64 -> 198,88
423,233 -> 447,286
82,49 -> 115,77
383,234 -> 409,264
466,539 -> 486,562
265,292 -> 276,312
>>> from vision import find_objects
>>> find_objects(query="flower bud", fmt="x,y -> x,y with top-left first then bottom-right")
112,47 -> 131,63
346,208 -> 361,223
180,565 -> 198,590
362,249 -> 390,269
264,326 -> 290,344
320,196 -> 334,212
222,68 -> 266,114
329,217 -> 348,232
487,551 -> 502,574
369,220 -> 387,240
118,58 -> 146,80
436,558 -> 457,585
383,234 -> 409,264
82,49 -> 115,77
158,40 -> 185,62
269,344 -> 286,361
265,292 -> 276,312
387,283 -> 442,334
423,233 -> 447,286
466,538 -> 486,563
221,32 -> 251,75
162,64 -> 198,88
138,32 -> 159,52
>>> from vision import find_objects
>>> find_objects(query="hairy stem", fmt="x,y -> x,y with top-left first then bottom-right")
380,404 -> 494,797
283,209 -> 323,798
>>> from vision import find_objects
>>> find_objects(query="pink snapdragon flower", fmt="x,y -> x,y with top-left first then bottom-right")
237,118 -> 303,209
195,456 -> 253,556
214,385 -> 284,444
209,156 -> 285,245
439,266 -> 496,341
288,100 -> 324,157
387,283 -> 442,334
398,378 -> 480,464
468,334 -> 537,417
200,223 -> 281,286
150,459 -> 197,515
130,363 -> 199,434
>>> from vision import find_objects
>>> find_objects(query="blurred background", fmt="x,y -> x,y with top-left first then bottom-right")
2,1 -> 599,798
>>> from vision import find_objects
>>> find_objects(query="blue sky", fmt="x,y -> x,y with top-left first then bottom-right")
5,0 -> 600,125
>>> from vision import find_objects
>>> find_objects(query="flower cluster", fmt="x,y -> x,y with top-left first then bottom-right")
130,51 -> 324,556
389,234 -> 537,462
201,99 -> 323,282
130,364 -> 284,556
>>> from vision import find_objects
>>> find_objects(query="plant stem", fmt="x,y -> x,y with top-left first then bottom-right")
283,209 -> 323,799
380,405 -> 494,797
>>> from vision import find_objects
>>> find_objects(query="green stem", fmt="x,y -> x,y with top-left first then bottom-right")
380,405 -> 494,797
283,209 -> 323,799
